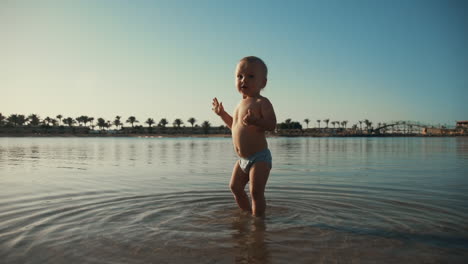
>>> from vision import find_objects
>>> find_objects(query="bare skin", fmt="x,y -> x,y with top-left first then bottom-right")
212,59 -> 276,217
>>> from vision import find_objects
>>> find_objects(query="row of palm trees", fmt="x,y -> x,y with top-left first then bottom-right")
0,113 -> 213,131
1,112 -> 385,133
304,119 -> 350,129
303,118 -> 376,130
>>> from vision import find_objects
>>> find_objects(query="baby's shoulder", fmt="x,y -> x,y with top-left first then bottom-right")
256,96 -> 273,107
259,95 -> 270,102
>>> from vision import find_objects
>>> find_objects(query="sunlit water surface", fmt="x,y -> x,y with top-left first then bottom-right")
1,137 -> 467,263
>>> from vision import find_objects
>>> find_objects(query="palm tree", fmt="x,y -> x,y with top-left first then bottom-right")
173,118 -> 183,128
304,118 -> 310,129
81,116 -> 90,127
27,114 -> 41,126
158,118 -> 168,128
97,118 -> 107,130
56,115 -> 63,126
114,116 -> 122,129
331,121 -> 336,128
63,117 -> 76,127
87,117 -> 94,128
17,115 -> 27,126
76,116 -> 86,126
359,120 -> 363,131
284,118 -> 292,129
145,118 -> 155,127
324,118 -> 330,128
364,119 -> 370,130
44,117 -> 53,126
317,119 -> 321,129
341,120 -> 348,129
126,116 -> 138,128
7,114 -> 19,127
187,117 -> 196,128
202,120 -> 211,134
362,120 -> 373,133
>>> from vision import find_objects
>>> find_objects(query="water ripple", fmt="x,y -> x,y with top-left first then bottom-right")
1,187 -> 467,263
1,137 -> 468,263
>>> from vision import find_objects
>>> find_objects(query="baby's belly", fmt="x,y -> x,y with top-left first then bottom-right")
232,125 -> 267,158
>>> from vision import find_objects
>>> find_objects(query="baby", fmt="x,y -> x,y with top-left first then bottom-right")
212,56 -> 277,217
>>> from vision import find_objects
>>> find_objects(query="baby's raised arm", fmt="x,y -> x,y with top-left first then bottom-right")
212,98 -> 233,129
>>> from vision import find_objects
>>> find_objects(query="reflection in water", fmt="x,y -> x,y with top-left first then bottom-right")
231,214 -> 270,264
127,142 -> 137,167
159,140 -> 168,165
188,140 -> 197,174
201,141 -> 211,173
456,137 -> 468,157
97,141 -> 106,162
146,142 -> 154,165
114,140 -> 122,165
173,141 -> 182,165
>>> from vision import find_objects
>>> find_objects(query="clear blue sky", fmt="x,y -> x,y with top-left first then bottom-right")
1,0 -> 467,127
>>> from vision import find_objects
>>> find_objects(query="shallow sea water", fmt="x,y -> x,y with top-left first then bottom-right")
0,137 -> 467,263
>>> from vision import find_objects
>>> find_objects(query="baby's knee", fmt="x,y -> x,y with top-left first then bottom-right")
229,183 -> 243,194
250,188 -> 264,200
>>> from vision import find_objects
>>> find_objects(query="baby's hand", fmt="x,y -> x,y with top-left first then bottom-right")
212,98 -> 224,116
242,109 -> 258,126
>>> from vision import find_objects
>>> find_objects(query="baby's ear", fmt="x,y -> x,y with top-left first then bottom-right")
261,78 -> 267,89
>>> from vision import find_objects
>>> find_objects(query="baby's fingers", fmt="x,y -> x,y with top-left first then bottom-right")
242,114 -> 249,126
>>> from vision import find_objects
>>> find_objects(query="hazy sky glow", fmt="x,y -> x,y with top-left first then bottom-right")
2,0 -> 467,127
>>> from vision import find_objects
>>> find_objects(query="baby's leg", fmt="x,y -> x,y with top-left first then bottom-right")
229,161 -> 251,213
249,162 -> 271,217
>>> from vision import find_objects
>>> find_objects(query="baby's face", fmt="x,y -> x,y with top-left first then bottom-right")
235,61 -> 267,98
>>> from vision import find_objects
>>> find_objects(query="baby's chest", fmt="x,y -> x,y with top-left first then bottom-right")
235,102 -> 262,119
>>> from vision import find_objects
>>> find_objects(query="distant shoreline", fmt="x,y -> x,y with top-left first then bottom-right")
0,133 -> 231,138
1,133 -> 466,138
1,125 -> 466,137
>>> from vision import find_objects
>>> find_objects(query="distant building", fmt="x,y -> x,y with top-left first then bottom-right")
456,121 -> 468,128
422,127 -> 445,135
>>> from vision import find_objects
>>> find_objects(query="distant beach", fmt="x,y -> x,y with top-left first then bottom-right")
2,114 -> 466,137
1,129 -> 466,138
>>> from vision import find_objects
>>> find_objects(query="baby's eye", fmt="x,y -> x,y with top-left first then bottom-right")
248,75 -> 255,78
237,75 -> 242,79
